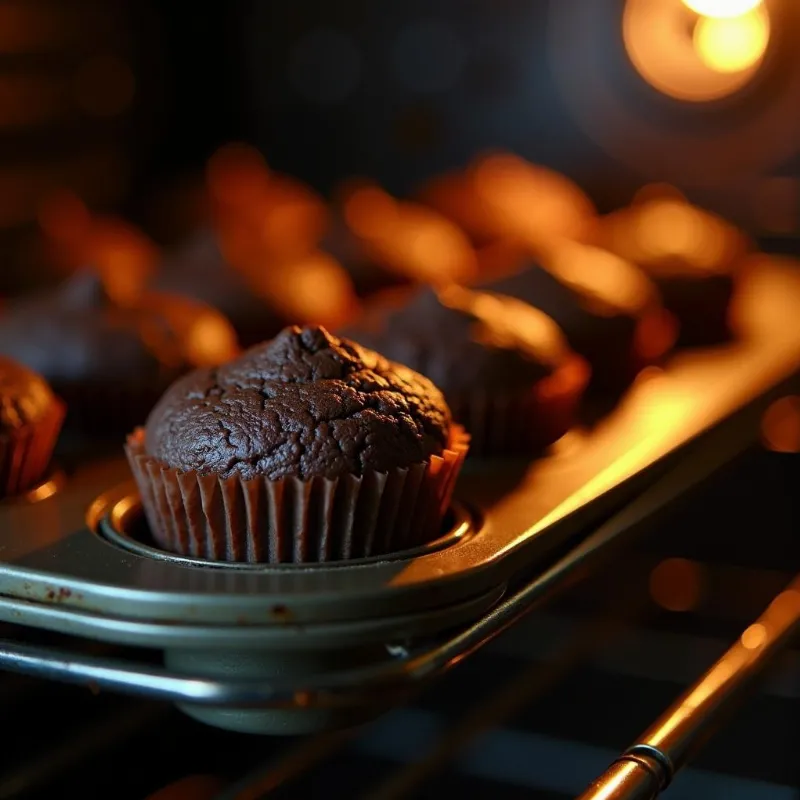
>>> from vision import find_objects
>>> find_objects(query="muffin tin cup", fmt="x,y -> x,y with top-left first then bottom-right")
0,402 -> 65,497
448,354 -> 590,457
124,425 -> 470,564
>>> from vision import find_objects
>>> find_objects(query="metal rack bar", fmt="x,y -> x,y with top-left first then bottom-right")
360,612 -> 634,800
0,428 -> 746,710
577,574 -> 800,800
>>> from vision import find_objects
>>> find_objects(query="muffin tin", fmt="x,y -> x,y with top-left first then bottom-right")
0,256 -> 799,735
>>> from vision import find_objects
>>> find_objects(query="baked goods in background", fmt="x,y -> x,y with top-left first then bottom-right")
343,286 -> 589,456
0,270 -> 239,433
0,356 -> 64,496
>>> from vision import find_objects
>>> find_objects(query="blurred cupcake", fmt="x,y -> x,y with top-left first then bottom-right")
429,154 -> 597,260
153,231 -> 360,347
321,212 -> 409,298
337,182 -> 478,288
0,357 -> 64,496
206,142 -> 330,264
480,243 -> 677,391
344,286 -> 589,457
152,231 -> 287,347
596,196 -> 750,346
0,270 -> 239,434
126,325 -> 468,563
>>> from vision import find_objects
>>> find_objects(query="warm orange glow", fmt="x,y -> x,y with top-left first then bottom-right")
142,294 -> 239,366
417,171 -> 499,243
474,239 -> 529,282
761,396 -> 800,453
259,179 -> 329,259
186,313 -> 240,365
624,199 -> 733,271
649,558 -> 704,612
208,147 -> 327,269
446,285 -> 570,364
769,588 -> 800,619
623,0 -> 769,102
740,623 -> 767,650
343,186 -> 399,238
248,251 -> 359,328
637,201 -> 706,258
344,184 -> 477,284
396,207 -> 478,284
471,154 -> 595,255
84,217 -> 159,305
23,475 -> 63,503
546,242 -> 656,316
694,9 -> 770,74
683,0 -> 762,18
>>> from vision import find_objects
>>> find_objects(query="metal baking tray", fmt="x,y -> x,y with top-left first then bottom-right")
0,255 -> 799,734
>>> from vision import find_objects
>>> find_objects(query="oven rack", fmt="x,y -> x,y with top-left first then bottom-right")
0,456 -> 795,799
4,413 -> 795,797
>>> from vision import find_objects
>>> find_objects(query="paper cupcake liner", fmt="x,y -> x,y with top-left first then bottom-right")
125,426 -> 469,564
0,401 -> 65,497
55,380 -> 176,435
447,355 -> 589,458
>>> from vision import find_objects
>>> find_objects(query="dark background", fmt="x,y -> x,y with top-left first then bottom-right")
2,0 -> 798,290
0,3 -> 798,796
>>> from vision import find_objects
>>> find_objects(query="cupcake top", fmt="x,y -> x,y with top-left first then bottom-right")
0,270 -> 239,388
144,325 -> 452,481
343,286 -> 572,395
0,357 -> 60,432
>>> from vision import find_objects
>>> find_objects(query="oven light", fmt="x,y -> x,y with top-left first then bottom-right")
623,0 -> 771,101
682,0 -> 763,18
693,8 -> 770,74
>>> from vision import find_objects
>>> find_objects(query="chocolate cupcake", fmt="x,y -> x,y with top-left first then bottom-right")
126,325 -> 468,563
152,230 -> 287,348
0,270 -> 239,434
480,243 -> 677,390
0,357 -> 64,496
597,199 -> 748,346
343,286 -> 589,456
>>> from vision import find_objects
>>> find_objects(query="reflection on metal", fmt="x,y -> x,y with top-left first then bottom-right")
362,612 -> 637,800
577,577 -> 800,799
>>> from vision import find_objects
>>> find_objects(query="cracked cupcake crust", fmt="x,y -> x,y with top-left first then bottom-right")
143,325 -> 452,480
